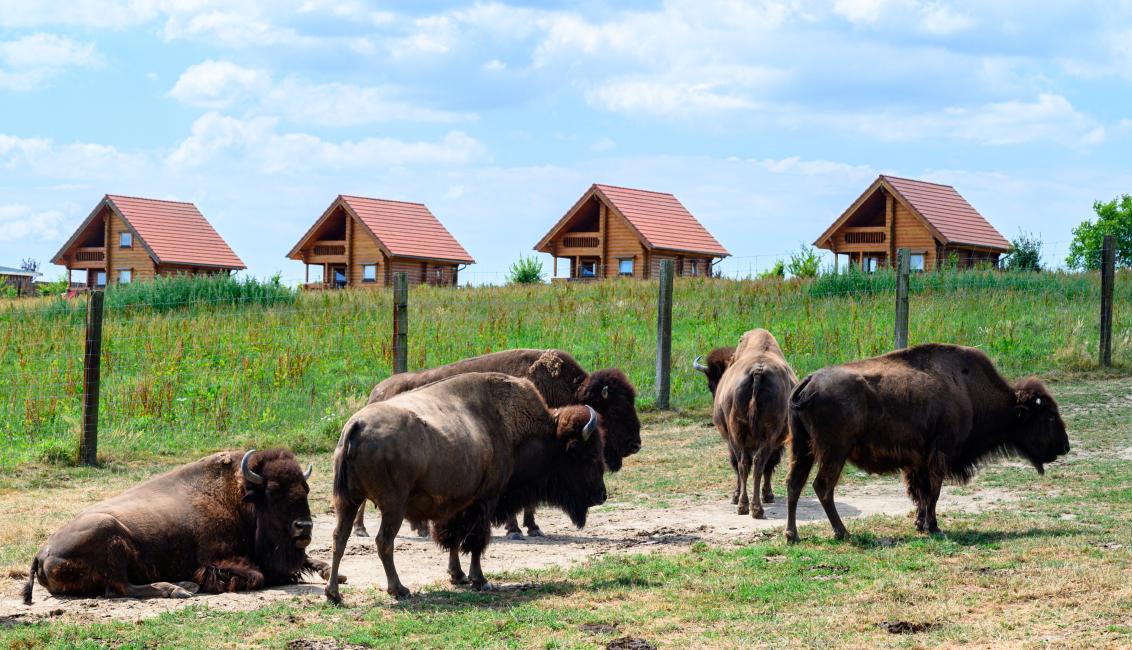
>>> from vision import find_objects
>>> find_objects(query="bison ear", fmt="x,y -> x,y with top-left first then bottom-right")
601,385 -> 609,400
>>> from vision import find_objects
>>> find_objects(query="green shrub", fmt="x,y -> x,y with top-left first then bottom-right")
507,255 -> 546,284
786,244 -> 821,279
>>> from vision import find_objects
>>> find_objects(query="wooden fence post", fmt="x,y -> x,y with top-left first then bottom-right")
1100,235 -> 1115,367
80,290 -> 105,466
656,259 -> 674,409
894,248 -> 910,350
393,272 -> 408,374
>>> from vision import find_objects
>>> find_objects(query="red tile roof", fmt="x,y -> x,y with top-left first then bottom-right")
881,176 -> 1010,250
340,196 -> 474,264
105,195 -> 245,269
535,184 -> 728,257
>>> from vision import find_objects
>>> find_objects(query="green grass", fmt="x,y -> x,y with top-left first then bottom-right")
1,270 -> 1129,468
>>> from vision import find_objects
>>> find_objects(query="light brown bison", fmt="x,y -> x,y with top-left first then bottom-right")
325,372 -> 607,601
785,343 -> 1070,542
353,348 -> 639,540
24,449 -> 336,603
700,330 -> 796,519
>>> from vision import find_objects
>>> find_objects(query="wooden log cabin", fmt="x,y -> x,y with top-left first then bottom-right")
534,184 -> 729,280
287,195 -> 474,289
815,175 -> 1010,272
51,195 -> 245,290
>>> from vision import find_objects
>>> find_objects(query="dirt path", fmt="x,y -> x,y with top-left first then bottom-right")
1,482 -> 1014,624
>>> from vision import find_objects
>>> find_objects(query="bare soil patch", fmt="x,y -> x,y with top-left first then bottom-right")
1,481 -> 1015,624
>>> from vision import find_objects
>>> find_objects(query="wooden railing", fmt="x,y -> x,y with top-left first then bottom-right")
312,240 -> 346,256
844,228 -> 886,244
75,247 -> 105,262
562,233 -> 601,248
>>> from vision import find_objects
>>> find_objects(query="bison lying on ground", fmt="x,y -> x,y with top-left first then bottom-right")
784,343 -> 1070,542
325,372 -> 608,601
353,348 -> 639,540
24,449 -> 336,603
702,330 -> 797,518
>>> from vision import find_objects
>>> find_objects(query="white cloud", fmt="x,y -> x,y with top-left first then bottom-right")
169,60 -> 471,124
0,0 -> 157,28
166,112 -> 485,173
832,0 -> 892,24
920,4 -> 973,35
0,133 -> 146,178
591,137 -> 616,152
0,33 -> 102,91
0,204 -> 69,243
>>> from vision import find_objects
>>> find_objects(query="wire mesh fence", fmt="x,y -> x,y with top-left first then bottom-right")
1,267 -> 1128,469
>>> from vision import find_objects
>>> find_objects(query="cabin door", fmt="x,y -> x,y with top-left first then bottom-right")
331,265 -> 347,288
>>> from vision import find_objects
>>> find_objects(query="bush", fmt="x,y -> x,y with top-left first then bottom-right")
758,260 -> 785,280
1067,194 -> 1132,270
786,244 -> 821,279
507,255 -> 546,284
1004,231 -> 1043,271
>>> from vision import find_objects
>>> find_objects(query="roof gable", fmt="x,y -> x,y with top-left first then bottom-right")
814,175 -> 1010,251
51,195 -> 245,269
535,184 -> 729,257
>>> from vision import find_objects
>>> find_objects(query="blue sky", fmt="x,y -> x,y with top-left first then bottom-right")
2,0 -> 1131,283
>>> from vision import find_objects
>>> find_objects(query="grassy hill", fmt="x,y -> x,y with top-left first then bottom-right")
1,270 -> 1128,468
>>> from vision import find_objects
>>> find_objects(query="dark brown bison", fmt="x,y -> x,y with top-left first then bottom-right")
353,348 -> 639,540
784,344 -> 1070,542
701,330 -> 796,518
692,346 -> 735,397
23,449 -> 337,604
325,372 -> 607,601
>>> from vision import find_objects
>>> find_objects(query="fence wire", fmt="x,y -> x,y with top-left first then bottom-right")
1,269 -> 1127,469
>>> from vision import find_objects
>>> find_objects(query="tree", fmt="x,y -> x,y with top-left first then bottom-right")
758,259 -> 785,280
786,243 -> 821,279
507,255 -> 546,284
1003,231 -> 1042,272
1066,194 -> 1132,270
20,258 -> 39,273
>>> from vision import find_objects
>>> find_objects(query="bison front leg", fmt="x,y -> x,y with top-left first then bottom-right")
352,503 -> 369,537
762,447 -> 782,504
448,546 -> 469,585
503,513 -> 524,540
522,508 -> 544,537
304,557 -> 345,585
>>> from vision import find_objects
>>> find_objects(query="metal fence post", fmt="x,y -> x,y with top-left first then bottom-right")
656,259 -> 674,409
1100,235 -> 1115,367
894,248 -> 910,350
393,272 -> 408,374
80,290 -> 105,466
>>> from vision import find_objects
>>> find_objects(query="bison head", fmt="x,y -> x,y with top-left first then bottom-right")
693,347 -> 735,397
240,449 -> 315,576
577,369 -> 641,471
546,405 -> 608,528
1010,379 -> 1070,474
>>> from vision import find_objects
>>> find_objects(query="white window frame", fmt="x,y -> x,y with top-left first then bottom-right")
119,232 -> 132,248
909,253 -> 926,272
689,259 -> 699,276
361,263 -> 377,283
618,258 -> 634,276
94,271 -> 107,287
117,269 -> 132,284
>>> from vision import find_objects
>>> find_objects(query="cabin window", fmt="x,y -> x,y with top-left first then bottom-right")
910,253 -> 925,272
580,260 -> 597,278
689,260 -> 699,276
119,232 -> 132,248
95,271 -> 107,287
362,264 -> 377,283
118,269 -> 132,284
864,256 -> 879,273
618,258 -> 634,276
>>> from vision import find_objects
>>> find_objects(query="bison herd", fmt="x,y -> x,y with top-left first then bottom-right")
24,338 -> 1070,606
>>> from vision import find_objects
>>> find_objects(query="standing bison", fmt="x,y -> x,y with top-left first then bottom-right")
24,449 -> 335,603
785,344 -> 1070,542
353,348 -> 640,540
698,330 -> 796,518
325,372 -> 608,601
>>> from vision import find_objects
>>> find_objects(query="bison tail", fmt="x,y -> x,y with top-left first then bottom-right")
22,555 -> 38,605
790,374 -> 817,410
333,419 -> 363,506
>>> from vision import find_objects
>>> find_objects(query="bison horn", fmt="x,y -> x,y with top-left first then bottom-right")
303,464 -> 313,481
241,449 -> 265,487
582,406 -> 598,441
693,355 -> 708,373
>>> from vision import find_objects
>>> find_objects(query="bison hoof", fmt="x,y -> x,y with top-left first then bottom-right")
506,531 -> 524,541
763,493 -> 775,503
388,584 -> 411,599
450,572 -> 470,585
750,507 -> 765,520
784,529 -> 799,544
832,528 -> 849,541
325,588 -> 343,605
176,581 -> 200,595
731,493 -> 740,505
352,527 -> 370,538
472,580 -> 494,592
737,504 -> 749,515
526,528 -> 545,538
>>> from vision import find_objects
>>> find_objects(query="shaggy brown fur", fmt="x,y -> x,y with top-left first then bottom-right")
710,330 -> 797,519
326,372 -> 607,601
694,346 -> 736,397
24,449 -> 333,604
784,344 -> 1070,542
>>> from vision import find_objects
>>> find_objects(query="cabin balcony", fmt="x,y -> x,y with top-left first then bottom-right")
306,240 -> 347,263
556,231 -> 602,256
70,247 -> 106,269
836,227 -> 888,252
